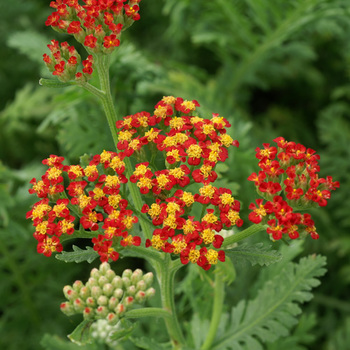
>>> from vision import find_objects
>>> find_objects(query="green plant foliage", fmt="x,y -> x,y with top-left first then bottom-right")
55,245 -> 99,264
325,317 -> 350,350
41,333 -> 98,350
211,255 -> 327,350
266,313 -> 317,350
225,242 -> 282,266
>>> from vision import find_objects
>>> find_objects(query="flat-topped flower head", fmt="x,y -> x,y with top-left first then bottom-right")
248,137 -> 339,241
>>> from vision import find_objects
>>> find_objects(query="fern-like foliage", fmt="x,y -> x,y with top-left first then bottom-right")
211,255 -> 326,350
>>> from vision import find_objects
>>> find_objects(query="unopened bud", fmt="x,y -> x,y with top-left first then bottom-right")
99,262 -> 111,274
131,269 -> 143,284
98,276 -> 109,286
135,290 -> 146,303
63,285 -> 78,301
122,277 -> 130,288
86,297 -> 96,307
60,301 -> 75,316
96,306 -> 108,318
86,277 -> 98,287
91,285 -> 102,299
107,312 -> 119,325
126,285 -> 136,296
83,307 -> 94,319
79,286 -> 90,299
136,280 -> 147,291
97,295 -> 108,306
113,288 -> 124,299
145,287 -> 156,298
111,276 -> 123,289
73,297 -> 86,312
143,272 -> 154,286
72,280 -> 83,292
90,267 -> 100,279
124,296 -> 134,306
115,303 -> 125,316
108,296 -> 119,310
122,269 -> 132,279
102,283 -> 114,297
105,269 -> 116,282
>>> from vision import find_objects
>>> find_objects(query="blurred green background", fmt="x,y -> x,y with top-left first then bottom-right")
1,0 -> 350,349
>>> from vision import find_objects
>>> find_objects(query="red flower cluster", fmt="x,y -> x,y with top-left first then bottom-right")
248,137 -> 339,240
43,0 -> 142,81
27,96 -> 242,270
115,96 -> 242,270
27,152 -> 141,261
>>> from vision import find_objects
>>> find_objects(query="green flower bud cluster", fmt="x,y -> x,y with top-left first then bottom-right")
60,262 -> 155,325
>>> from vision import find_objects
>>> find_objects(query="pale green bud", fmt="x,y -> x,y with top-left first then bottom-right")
60,301 -> 75,316
131,269 -> 143,284
86,277 -> 99,287
91,285 -> 102,299
136,280 -> 147,291
86,297 -> 96,307
143,272 -> 154,286
122,269 -> 133,279
79,286 -> 90,299
98,276 -> 109,287
102,283 -> 114,297
107,312 -> 119,325
145,287 -> 156,298
97,295 -> 108,306
126,285 -> 136,296
96,306 -> 109,318
73,297 -> 86,312
72,280 -> 83,292
90,268 -> 100,279
105,269 -> 116,282
113,288 -> 124,299
135,290 -> 147,303
63,285 -> 78,301
111,276 -> 123,289
83,306 -> 94,319
108,296 -> 119,310
122,277 -> 131,288
99,262 -> 111,274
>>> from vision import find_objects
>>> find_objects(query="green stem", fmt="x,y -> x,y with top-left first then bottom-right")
201,268 -> 225,350
221,224 -> 267,248
92,53 -> 152,240
154,256 -> 186,349
125,307 -> 172,320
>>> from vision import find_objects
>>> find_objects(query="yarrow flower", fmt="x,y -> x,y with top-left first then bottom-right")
27,96 -> 242,270
43,0 -> 142,82
248,137 -> 339,241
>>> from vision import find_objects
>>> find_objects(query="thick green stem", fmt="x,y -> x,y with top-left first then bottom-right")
154,256 -> 186,349
200,269 -> 225,350
221,223 -> 267,248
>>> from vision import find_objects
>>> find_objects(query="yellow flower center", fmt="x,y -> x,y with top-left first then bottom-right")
201,228 -> 215,244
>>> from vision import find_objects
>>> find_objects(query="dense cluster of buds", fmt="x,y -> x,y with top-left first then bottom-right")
60,263 -> 155,325
27,96 -> 243,270
43,0 -> 142,82
26,152 -> 140,261
248,137 -> 339,240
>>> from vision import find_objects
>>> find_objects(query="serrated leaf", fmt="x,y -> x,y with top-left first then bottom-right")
55,245 -> 99,264
212,255 -> 327,350
225,243 -> 282,266
68,320 -> 94,346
